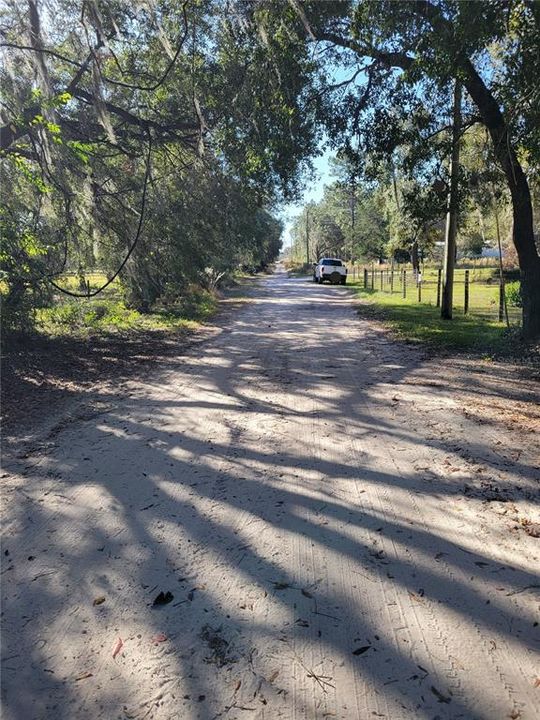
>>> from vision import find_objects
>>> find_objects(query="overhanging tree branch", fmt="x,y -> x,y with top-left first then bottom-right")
0,42 -> 81,66
48,134 -> 153,298
93,1 -> 190,92
316,32 -> 415,72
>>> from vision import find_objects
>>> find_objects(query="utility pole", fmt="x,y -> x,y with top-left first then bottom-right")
441,80 -> 462,320
494,197 -> 510,328
305,206 -> 310,264
350,173 -> 356,263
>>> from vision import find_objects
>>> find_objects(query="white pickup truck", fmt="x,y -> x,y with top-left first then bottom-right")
313,258 -> 347,285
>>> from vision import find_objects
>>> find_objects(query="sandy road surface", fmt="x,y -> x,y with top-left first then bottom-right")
2,270 -> 539,720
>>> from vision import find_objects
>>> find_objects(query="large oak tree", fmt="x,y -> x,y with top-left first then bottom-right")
240,0 -> 539,338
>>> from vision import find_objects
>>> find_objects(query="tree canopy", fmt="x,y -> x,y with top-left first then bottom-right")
1,1 -> 539,337
242,0 -> 540,336
0,0 -> 304,326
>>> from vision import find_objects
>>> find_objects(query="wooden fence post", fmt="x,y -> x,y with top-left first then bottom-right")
499,281 -> 504,322
418,277 -> 422,303
390,270 -> 394,294
436,268 -> 442,307
364,268 -> 368,289
402,270 -> 406,298
464,270 -> 469,314
380,269 -> 383,291
371,264 -> 375,290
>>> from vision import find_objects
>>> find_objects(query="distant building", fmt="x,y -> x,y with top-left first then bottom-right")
476,246 -> 502,259
431,241 -> 502,260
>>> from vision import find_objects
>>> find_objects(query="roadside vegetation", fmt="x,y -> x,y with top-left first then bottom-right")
290,258 -> 529,355
287,259 -> 528,355
1,3 -> 288,341
35,287 -> 218,338
286,141 -> 536,340
349,280 -> 522,355
1,1 -> 539,348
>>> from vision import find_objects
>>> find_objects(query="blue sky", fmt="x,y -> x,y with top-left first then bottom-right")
280,148 -> 335,248
278,57 -> 368,248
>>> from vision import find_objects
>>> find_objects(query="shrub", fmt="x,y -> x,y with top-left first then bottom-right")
38,299 -> 141,332
505,281 -> 522,307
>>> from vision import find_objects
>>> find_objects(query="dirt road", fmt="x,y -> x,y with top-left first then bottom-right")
2,270 -> 539,720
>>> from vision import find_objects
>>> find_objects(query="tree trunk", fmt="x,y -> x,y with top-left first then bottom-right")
410,238 -> 419,273
441,81 -> 461,320
409,1 -> 539,335
461,60 -> 540,339
305,207 -> 310,264
521,258 -> 540,339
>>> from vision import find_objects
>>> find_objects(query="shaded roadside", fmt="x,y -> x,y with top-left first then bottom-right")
1,272 -> 538,720
1,285 -> 254,442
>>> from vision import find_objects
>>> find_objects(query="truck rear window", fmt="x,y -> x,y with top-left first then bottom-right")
322,259 -> 342,266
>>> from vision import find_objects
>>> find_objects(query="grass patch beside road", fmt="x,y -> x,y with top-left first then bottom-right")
36,288 -> 218,338
284,261 -> 313,277
350,282 -> 518,354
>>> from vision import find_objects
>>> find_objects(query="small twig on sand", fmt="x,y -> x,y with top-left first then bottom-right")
311,610 -> 342,622
285,640 -> 335,692
506,584 -> 540,597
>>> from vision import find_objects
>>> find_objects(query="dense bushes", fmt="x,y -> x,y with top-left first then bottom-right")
35,286 -> 219,337
505,281 -> 522,308
1,151 -> 282,334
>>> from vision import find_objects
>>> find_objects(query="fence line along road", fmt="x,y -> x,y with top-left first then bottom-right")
348,264 -> 521,325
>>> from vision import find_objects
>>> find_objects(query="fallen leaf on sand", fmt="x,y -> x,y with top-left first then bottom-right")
268,670 -> 279,683
301,588 -> 314,599
431,685 -> 451,704
152,633 -> 167,644
112,637 -> 123,659
533,677 -> 540,688
74,672 -> 93,681
352,646 -> 370,656
92,596 -> 106,606
153,591 -> 174,606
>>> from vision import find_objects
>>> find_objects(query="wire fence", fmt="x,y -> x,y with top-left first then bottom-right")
348,264 -> 522,326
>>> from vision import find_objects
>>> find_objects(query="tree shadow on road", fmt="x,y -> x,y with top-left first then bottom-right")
2,277 -> 538,720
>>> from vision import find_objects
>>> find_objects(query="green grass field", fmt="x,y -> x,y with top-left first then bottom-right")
347,272 -> 522,354
347,266 -> 521,324
36,287 -> 218,337
51,272 -> 121,295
